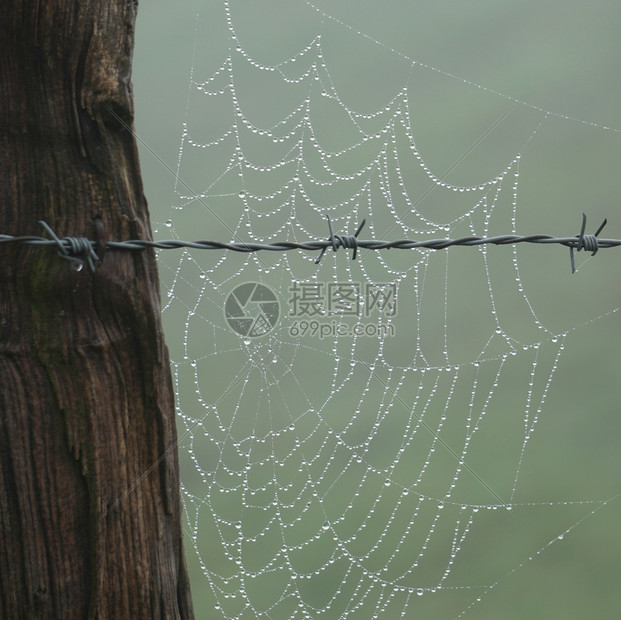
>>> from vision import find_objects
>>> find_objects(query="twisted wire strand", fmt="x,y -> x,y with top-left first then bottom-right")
0,214 -> 614,272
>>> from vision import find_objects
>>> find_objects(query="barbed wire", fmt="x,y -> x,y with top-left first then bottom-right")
0,214 -> 613,273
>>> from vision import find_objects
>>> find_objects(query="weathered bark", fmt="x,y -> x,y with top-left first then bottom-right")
0,1 -> 194,618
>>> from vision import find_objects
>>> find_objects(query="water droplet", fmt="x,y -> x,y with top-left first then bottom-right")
165,219 -> 172,228
243,338 -> 251,345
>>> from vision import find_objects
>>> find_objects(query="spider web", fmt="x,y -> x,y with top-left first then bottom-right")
138,1 -> 621,617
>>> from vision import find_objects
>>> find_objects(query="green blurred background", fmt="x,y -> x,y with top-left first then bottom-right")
133,1 -> 621,618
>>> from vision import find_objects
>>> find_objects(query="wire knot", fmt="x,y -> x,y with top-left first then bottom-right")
570,213 -> 607,273
40,221 -> 99,272
315,215 -> 366,264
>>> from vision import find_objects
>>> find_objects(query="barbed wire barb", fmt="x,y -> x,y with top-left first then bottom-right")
315,215 -> 366,264
38,220 -> 99,272
569,213 -> 607,273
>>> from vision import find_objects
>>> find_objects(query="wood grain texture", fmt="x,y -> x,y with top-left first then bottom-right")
0,1 -> 194,617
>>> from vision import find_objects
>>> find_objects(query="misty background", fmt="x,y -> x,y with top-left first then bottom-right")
133,2 -> 621,618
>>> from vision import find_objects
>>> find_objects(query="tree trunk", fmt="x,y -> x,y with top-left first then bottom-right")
0,1 -> 194,618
